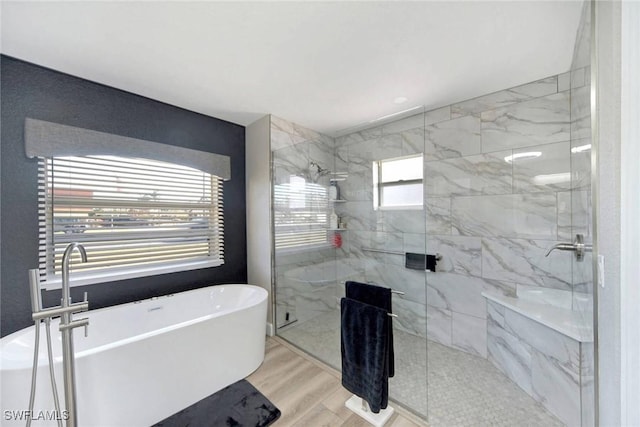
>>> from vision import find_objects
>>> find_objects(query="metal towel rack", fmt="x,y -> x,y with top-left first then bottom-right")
361,247 -> 443,260
361,247 -> 403,256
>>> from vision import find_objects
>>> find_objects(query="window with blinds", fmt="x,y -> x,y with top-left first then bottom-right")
38,155 -> 224,288
273,176 -> 329,250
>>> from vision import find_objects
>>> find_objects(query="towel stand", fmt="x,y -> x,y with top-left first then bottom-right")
345,395 -> 395,426
343,281 -> 397,426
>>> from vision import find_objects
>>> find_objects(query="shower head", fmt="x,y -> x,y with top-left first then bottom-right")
309,162 -> 331,179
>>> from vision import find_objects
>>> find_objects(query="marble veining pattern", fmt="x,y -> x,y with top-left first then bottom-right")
425,197 -> 452,235
401,127 -> 426,156
481,237 -> 573,290
426,304 -> 453,346
335,126 -> 382,147
487,314 -> 534,395
481,92 -> 570,153
382,209 -> 425,234
451,193 -> 558,240
570,85 -> 592,141
424,115 -> 481,161
426,273 -> 488,319
427,235 -> 482,277
486,300 -> 584,426
393,297 -> 428,338
425,150 -> 513,196
452,312 -> 487,357
531,352 -> 581,426
451,76 -> 558,118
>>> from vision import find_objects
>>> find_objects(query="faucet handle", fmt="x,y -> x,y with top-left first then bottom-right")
29,269 -> 43,313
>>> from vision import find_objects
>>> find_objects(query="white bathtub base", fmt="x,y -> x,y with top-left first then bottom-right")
345,395 -> 394,427
0,284 -> 268,427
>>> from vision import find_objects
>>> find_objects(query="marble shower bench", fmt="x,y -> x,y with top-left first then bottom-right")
482,287 -> 594,426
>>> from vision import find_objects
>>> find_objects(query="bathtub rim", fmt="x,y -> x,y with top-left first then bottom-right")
0,283 -> 268,370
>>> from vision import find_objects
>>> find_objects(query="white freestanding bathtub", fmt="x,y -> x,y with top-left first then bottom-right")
0,284 -> 268,426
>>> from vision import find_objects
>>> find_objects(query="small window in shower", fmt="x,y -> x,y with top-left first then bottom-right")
373,154 -> 424,209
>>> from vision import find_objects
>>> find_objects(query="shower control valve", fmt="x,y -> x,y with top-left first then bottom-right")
544,234 -> 592,262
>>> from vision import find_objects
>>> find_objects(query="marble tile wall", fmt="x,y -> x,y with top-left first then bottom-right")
332,71 -> 592,363
271,115 -> 339,328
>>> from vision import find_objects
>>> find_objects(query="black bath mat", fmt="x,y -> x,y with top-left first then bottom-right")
152,379 -> 281,427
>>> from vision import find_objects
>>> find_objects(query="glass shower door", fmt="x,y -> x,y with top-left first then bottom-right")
271,115 -> 342,369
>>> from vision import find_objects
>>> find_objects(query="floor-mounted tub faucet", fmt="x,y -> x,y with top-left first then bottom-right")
30,242 -> 89,427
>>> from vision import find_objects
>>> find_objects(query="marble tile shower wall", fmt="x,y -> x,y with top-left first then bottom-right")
271,115 -> 338,327
335,72 -> 591,359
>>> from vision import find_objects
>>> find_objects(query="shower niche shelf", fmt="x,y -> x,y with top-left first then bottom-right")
329,171 -> 348,182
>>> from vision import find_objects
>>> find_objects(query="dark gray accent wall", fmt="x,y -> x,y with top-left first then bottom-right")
0,55 -> 247,337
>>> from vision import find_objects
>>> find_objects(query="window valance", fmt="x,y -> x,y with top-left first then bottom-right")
25,118 -> 231,180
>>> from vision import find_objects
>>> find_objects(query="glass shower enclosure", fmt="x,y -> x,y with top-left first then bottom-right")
270,3 -> 594,424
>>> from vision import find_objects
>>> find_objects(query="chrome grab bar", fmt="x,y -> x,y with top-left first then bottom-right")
545,233 -> 592,262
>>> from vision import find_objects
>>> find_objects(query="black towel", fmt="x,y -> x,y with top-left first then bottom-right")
340,298 -> 389,413
345,281 -> 394,377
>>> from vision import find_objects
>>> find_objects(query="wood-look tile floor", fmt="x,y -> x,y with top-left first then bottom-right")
246,337 -> 427,427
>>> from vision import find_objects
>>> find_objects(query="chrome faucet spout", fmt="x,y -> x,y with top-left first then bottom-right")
59,243 -> 88,427
544,242 -> 576,257
62,243 -> 87,305
544,234 -> 592,262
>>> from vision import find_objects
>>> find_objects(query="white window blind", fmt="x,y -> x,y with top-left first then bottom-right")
273,177 -> 328,250
38,155 -> 224,287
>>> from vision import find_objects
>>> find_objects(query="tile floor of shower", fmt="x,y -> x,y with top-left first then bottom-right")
278,309 -> 564,427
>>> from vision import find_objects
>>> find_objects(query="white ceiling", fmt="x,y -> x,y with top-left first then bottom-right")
1,1 -> 583,135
